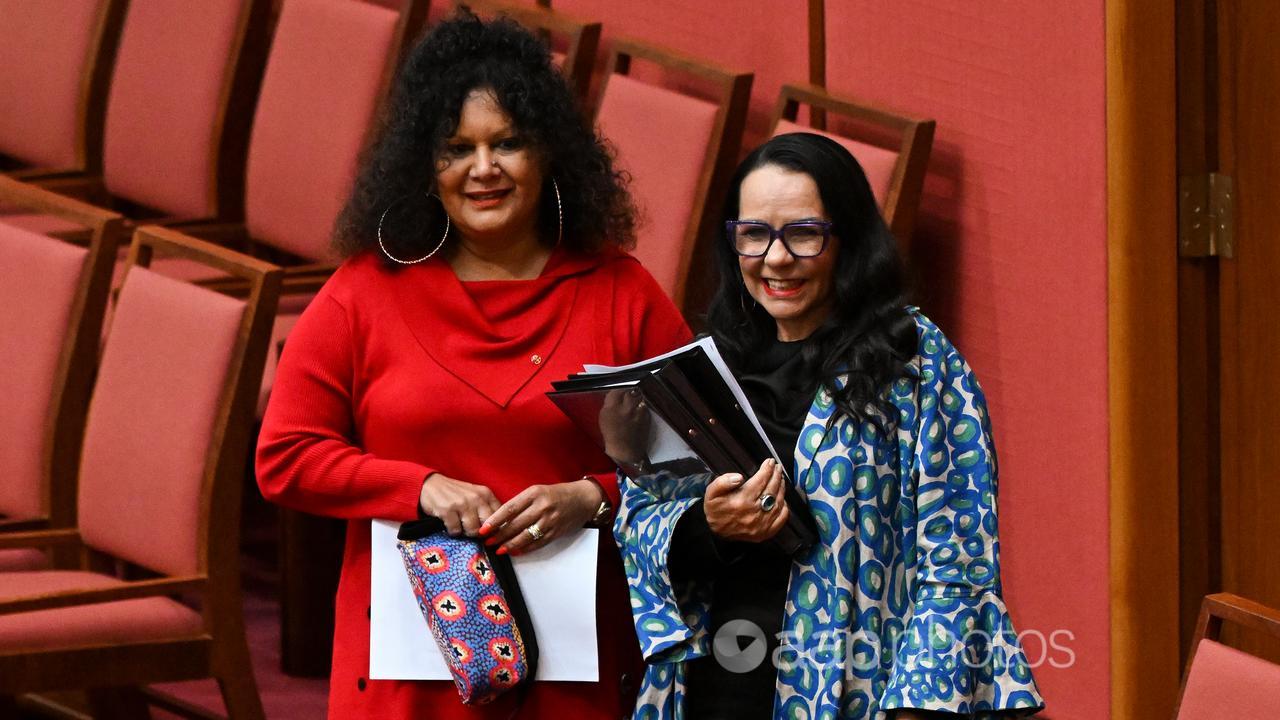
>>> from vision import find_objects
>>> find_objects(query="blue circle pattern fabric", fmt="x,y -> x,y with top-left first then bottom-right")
614,310 -> 1045,719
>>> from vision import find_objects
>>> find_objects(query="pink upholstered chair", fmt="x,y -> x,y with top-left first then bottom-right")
2,0 -> 272,237
770,83 -> 935,249
171,0 -> 425,677
458,0 -> 602,103
143,0 -> 418,279
0,0 -> 126,179
0,177 -> 122,572
235,0 -> 420,267
1173,593 -> 1280,719
149,0 -> 422,401
0,226 -> 282,720
593,38 -> 752,317
113,0 -> 416,431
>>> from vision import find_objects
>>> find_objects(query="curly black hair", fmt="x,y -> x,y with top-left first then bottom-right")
707,133 -> 917,434
333,9 -> 635,260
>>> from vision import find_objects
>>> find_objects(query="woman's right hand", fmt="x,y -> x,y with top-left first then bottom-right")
703,458 -> 790,543
419,473 -> 501,537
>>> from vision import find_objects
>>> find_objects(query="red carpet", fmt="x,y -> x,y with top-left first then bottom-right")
150,590 -> 329,719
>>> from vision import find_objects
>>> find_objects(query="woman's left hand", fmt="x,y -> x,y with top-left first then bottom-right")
479,480 -> 605,556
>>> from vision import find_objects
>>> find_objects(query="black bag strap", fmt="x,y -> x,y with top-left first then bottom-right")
397,515 -> 446,540
485,546 -> 539,681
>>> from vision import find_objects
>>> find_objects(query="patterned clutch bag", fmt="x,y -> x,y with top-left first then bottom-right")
396,517 -> 539,704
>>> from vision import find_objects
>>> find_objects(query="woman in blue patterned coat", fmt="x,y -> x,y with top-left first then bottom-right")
613,133 -> 1045,719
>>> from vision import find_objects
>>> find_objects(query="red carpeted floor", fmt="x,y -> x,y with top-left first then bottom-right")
149,488 -> 331,720
149,590 -> 328,720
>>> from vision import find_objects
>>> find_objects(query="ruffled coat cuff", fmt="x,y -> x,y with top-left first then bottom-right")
880,589 -> 1044,716
615,485 -> 711,664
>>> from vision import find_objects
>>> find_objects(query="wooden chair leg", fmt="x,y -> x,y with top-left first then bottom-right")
213,617 -> 265,720
0,694 -> 19,719
86,686 -> 150,719
279,508 -> 342,677
215,664 -> 264,720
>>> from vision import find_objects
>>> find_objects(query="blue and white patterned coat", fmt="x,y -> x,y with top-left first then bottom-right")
613,311 -> 1045,719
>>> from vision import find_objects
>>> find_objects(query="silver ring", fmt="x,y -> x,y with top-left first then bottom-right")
526,523 -> 544,541
758,494 -> 776,512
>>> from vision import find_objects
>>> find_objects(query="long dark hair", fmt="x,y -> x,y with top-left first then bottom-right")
706,133 -> 916,432
333,10 -> 635,260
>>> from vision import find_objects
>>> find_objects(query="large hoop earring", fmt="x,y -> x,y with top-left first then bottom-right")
377,193 -> 450,265
551,178 -> 563,247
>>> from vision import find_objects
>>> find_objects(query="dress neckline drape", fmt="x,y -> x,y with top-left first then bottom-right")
382,246 -> 619,408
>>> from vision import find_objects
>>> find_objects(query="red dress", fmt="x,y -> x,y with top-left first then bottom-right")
257,246 -> 691,719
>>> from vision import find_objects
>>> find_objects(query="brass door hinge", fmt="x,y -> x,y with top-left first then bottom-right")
1179,173 -> 1234,258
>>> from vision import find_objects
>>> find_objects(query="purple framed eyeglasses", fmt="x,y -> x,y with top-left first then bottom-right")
725,220 -> 833,258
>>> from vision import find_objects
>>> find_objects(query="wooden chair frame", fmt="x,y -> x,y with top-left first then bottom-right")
0,226 -> 283,719
457,0 -> 602,103
22,0 -> 275,228
162,2 -> 428,677
594,37 -> 753,316
362,0 -> 434,132
0,177 -> 124,536
771,83 -> 936,246
1172,592 -> 1280,717
2,0 -> 128,181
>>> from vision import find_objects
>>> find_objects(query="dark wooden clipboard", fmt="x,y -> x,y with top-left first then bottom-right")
639,362 -> 817,556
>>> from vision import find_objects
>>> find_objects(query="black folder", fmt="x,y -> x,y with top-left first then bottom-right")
548,347 -> 818,556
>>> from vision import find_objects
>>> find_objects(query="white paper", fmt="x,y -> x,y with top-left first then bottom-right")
583,335 -> 782,463
369,520 -> 600,681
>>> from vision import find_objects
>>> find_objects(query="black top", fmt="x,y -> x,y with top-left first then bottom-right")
670,338 -> 818,719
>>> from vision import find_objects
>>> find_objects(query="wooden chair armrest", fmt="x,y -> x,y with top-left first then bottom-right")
286,262 -> 340,277
0,576 -> 208,616
0,517 -> 49,533
0,176 -> 117,222
282,263 -> 338,294
196,276 -> 252,297
157,217 -> 235,230
1203,592 -> 1280,638
198,262 -> 336,297
22,175 -> 110,204
0,528 -> 82,551
5,167 -> 88,182
280,274 -> 332,295
169,221 -> 250,249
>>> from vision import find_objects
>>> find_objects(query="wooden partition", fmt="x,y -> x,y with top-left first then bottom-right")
1106,0 -> 1184,717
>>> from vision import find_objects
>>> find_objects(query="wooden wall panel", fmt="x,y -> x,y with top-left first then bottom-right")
1218,0 -> 1280,663
1106,0 -> 1182,718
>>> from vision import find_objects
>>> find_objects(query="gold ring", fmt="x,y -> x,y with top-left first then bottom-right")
526,523 -> 545,541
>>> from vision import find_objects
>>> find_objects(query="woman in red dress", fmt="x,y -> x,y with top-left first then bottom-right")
256,12 -> 690,719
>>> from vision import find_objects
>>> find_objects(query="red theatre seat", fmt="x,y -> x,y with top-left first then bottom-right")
0,178 -> 122,572
0,227 -> 282,719
593,38 -> 752,317
1174,592 -> 1280,719
1,0 -> 271,238
458,0 -> 602,104
0,0 -> 125,177
770,83 -> 935,248
143,0 -> 423,414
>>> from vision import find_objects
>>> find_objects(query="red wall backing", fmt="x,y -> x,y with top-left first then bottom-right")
485,1 -> 1111,717
823,5 -> 1110,717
